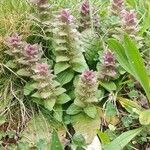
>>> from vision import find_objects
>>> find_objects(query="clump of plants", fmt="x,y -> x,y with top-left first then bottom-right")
1,0 -> 150,149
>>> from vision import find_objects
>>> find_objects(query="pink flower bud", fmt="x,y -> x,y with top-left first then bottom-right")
5,33 -> 22,48
121,10 -> 138,32
81,0 -> 90,15
81,70 -> 96,84
24,44 -> 39,58
35,63 -> 49,76
60,9 -> 73,23
103,50 -> 115,67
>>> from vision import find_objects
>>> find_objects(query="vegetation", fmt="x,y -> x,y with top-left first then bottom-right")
1,0 -> 150,149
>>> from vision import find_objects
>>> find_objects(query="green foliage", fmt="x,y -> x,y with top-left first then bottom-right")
51,130 -> 63,150
1,0 -> 150,149
108,35 -> 150,101
103,127 -> 143,150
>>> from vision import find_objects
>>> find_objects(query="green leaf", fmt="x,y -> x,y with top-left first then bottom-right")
44,99 -> 56,111
66,103 -> 82,115
54,87 -> 66,96
107,38 -> 132,74
72,108 -> 101,144
20,114 -> 51,149
17,68 -> 31,76
99,81 -> 117,91
72,57 -> 88,73
117,97 -> 142,114
57,69 -> 74,85
56,56 -> 70,62
83,105 -> 97,118
139,109 -> 150,125
24,82 -> 35,96
104,127 -> 143,150
6,60 -> 17,68
97,131 -> 110,145
51,130 -> 63,150
124,34 -> 150,101
56,93 -> 71,104
53,105 -> 63,122
54,63 -> 70,74
105,102 -> 117,117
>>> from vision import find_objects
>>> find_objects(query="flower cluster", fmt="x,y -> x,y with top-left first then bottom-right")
111,0 -> 124,15
79,0 -> 100,32
121,10 -> 138,33
99,50 -> 117,80
5,33 -> 22,50
5,33 -> 40,67
59,9 -> 73,24
74,70 -> 98,108
5,33 -> 69,112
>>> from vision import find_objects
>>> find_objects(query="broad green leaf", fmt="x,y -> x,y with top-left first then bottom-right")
99,81 -> 117,91
66,103 -> 82,115
51,130 -> 63,150
17,68 -> 31,76
107,38 -> 132,75
44,99 -> 56,111
54,87 -> 66,96
56,93 -> 71,104
54,63 -> 70,74
20,114 -> 51,149
24,83 -> 35,96
117,97 -> 142,114
56,56 -> 70,63
72,109 -> 101,144
57,69 -> 74,85
97,131 -> 110,145
72,57 -> 88,73
53,105 -> 63,122
104,127 -> 143,150
139,109 -> 150,125
105,102 -> 117,117
124,34 -> 150,101
6,60 -> 17,68
83,105 -> 97,118
72,62 -> 88,73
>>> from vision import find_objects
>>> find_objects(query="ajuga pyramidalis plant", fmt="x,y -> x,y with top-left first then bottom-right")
32,62 -> 70,107
98,49 -> 117,81
74,70 -> 98,108
53,9 -> 88,79
79,0 -> 100,32
30,0 -> 53,41
5,33 -> 70,118
4,33 -> 41,76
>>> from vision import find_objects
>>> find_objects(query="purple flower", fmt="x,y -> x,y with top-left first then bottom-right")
60,9 -> 73,23
5,33 -> 22,48
24,43 -> 39,58
81,70 -> 96,84
103,50 -> 115,67
35,63 -> 49,76
121,10 -> 138,32
81,0 -> 90,15
121,10 -> 137,26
